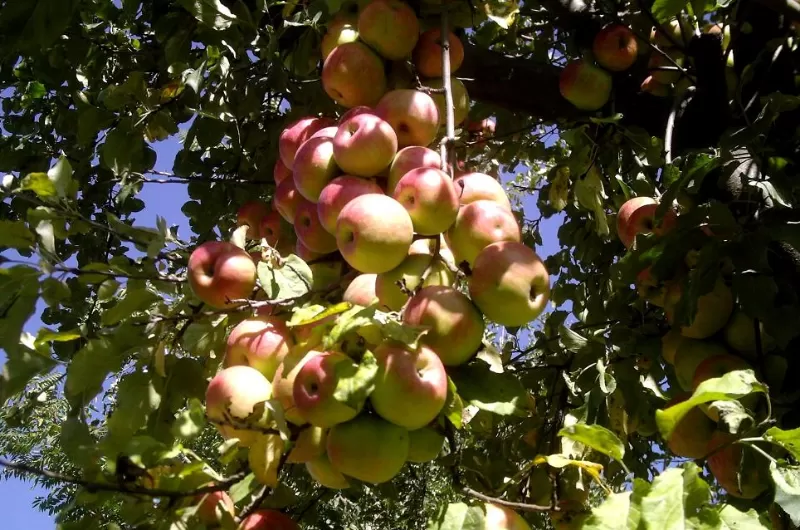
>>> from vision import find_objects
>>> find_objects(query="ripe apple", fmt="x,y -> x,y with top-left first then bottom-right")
374,89 -> 440,148
707,431 -> 770,499
413,28 -> 464,77
188,241 -> 257,309
616,196 -> 677,249
292,136 -> 340,202
483,503 -> 531,530
593,24 -> 638,72
322,42 -> 388,108
446,199 -> 521,266
321,14 -> 359,60
336,194 -> 414,273
641,75 -> 671,97
239,509 -> 299,530
272,350 -> 320,426
370,342 -> 448,429
259,210 -> 295,252
274,158 -> 291,185
648,51 -> 685,84
661,328 -> 685,365
387,146 -> 442,194
237,201 -> 272,240
279,117 -> 335,170
663,392 -> 715,458
403,285 -> 485,366
665,278 -> 733,339
376,253 -> 454,311
453,172 -> 512,210
317,175 -> 384,234
274,177 -> 303,224
408,235 -> 457,269
723,310 -> 775,358
225,317 -> 294,380
327,414 -> 409,484
393,167 -> 459,235
338,105 -> 372,123
559,60 -> 612,111
469,241 -> 550,327
295,240 -> 328,263
194,491 -> 234,525
427,76 -> 470,125
342,273 -> 379,306
287,425 -> 326,463
293,351 -> 365,428
205,365 -> 272,447
672,339 -> 729,391
357,0 -> 419,60
294,197 -> 339,254
309,126 -> 339,140
407,426 -> 445,463
466,118 -> 496,139
306,452 -> 351,489
333,113 -> 398,177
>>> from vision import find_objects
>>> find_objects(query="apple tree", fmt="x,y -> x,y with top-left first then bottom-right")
1,0 -> 799,529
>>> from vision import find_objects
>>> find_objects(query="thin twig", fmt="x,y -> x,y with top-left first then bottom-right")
440,10 -> 456,177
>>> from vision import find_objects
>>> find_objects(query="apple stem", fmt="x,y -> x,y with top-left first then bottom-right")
439,8 -> 456,178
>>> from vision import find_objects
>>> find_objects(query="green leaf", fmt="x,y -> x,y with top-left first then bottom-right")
444,377 -> 464,428
0,266 -> 40,356
332,350 -> 378,412
427,502 -> 486,530
20,172 -> 57,197
181,317 -> 228,357
323,305 -> 376,350
0,345 -> 57,403
172,398 -> 207,439
47,155 -> 74,198
764,427 -> 800,461
16,0 -> 80,52
579,491 -> 632,530
100,119 -> 147,176
651,0 -> 687,22
449,362 -> 529,416
40,277 -> 71,306
0,220 -> 35,249
258,255 -> 313,303
65,336 -> 125,401
34,328 -> 82,346
656,370 -> 768,439
105,371 -> 162,448
178,0 -> 237,29
559,325 -> 589,353
771,462 -> 800,526
371,309 -> 429,348
718,505 -> 771,530
639,464 -> 716,530
60,417 -> 96,468
100,283 -> 161,326
558,423 -> 625,463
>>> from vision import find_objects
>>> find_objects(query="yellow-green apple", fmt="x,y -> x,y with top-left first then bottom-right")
376,253 -> 454,311
672,339 -> 728,390
453,172 -> 512,210
317,175 -> 384,234
287,425 -> 326,463
336,194 -> 414,273
665,278 -> 733,339
662,392 -> 715,458
408,235 -> 457,269
393,167 -> 459,235
279,117 -> 335,170
274,177 -> 303,224
274,158 -> 291,185
188,242 -> 257,308
707,432 -> 770,499
483,503 -> 531,530
193,491 -> 234,526
661,328 -> 685,365
333,113 -> 398,177
357,0 -> 419,60
239,509 -> 299,530
427,77 -> 470,125
306,453 -> 350,489
374,89 -> 439,148
723,310 -> 775,358
641,75 -> 671,97
294,198 -> 339,254
387,146 -> 442,194
616,196 -> 677,249
593,24 -> 638,72
321,14 -> 359,60
650,19 -> 693,49
469,241 -> 550,327
446,200 -> 521,266
559,60 -> 612,111
327,414 -> 409,484
338,105 -> 372,123
413,28 -> 464,77
225,317 -> 294,380
342,273 -> 379,306
403,285 -> 485,366
237,201 -> 272,240
205,365 -> 272,447
292,136 -> 340,202
293,351 -> 364,427
648,51 -> 685,84
407,426 -> 445,463
272,350 -> 320,425
370,342 -> 448,429
322,42 -> 387,108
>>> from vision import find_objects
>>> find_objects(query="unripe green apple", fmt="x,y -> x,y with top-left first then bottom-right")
722,310 -> 775,358
407,426 -> 445,463
375,89 -> 440,148
387,146 -> 442,194
287,425 -> 327,463
446,200 -> 521,266
453,172 -> 512,210
327,414 -> 410,484
376,253 -> 454,311
665,279 -> 734,339
224,316 -> 293,380
322,42 -> 387,108
188,241 -> 257,309
333,113 -> 398,177
559,60 -> 612,111
393,167 -> 459,235
321,14 -> 359,60
306,452 -> 350,489
483,503 -> 531,530
205,366 -> 272,447
357,0 -> 419,60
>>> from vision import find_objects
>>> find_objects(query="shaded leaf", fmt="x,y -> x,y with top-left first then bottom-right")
449,362 -> 529,416
0,221 -> 35,249
332,350 -> 378,412
258,255 -> 313,303
172,398 -> 207,439
558,423 -> 625,463
764,427 -> 800,461
178,0 -> 237,29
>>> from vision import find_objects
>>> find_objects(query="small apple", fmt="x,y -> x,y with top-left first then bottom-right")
374,89 -> 440,148
292,136 -> 340,202
274,176 -> 303,224
327,414 -> 410,484
274,158 -> 291,185
272,350 -> 320,426
559,60 -> 612,111
648,51 -> 685,84
342,273 -> 379,306
393,167 -> 459,235
357,0 -> 419,60
279,117 -> 335,170
453,172 -> 512,210
593,24 -> 638,72
294,197 -> 339,254
407,426 -> 445,463
321,14 -> 360,60
322,42 -> 388,108
446,199 -> 521,266
336,194 -> 414,273
205,365 -> 272,447
193,491 -> 234,526
426,76 -> 470,126
188,241 -> 257,309
408,235 -> 457,269
662,392 -> 715,459
469,241 -> 550,327
672,339 -> 729,391
616,196 -> 677,249
387,146 -> 442,194
293,351 -> 365,428
225,317 -> 294,380
239,509 -> 299,530
413,28 -> 464,77
403,285 -> 485,366
707,431 -> 770,499
306,453 -> 351,489
483,503 -> 531,530
376,253 -> 454,311
317,175 -> 384,234
665,278 -> 733,339
333,113 -> 398,177
237,201 -> 272,240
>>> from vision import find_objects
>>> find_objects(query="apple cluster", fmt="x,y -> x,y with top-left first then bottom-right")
618,196 -> 772,499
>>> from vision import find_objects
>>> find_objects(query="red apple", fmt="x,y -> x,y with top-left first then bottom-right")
292,136 -> 340,202
327,414 -> 409,484
272,350 -> 319,426
663,392 -> 715,459
239,509 -> 299,530
193,491 -> 234,526
279,117 -> 335,170
616,196 -> 677,249
274,177 -> 303,224
338,105 -> 372,123
225,317 -> 294,380
237,201 -> 272,240
357,0 -> 419,60
707,432 -> 770,499
333,113 -> 398,177
259,209 -> 294,252
342,273 -> 379,306
648,51 -> 685,84
387,146 -> 442,194
273,158 -> 291,185
295,240 -> 328,263
465,118 -> 496,139
188,241 -> 257,309
641,75 -> 671,97
374,89 -> 439,148
446,199 -> 521,266
453,172 -> 512,210
393,167 -> 459,235
322,42 -> 387,108
413,28 -> 464,77
559,60 -> 613,111
593,24 -> 639,72
317,175 -> 384,234
294,197 -> 339,254
293,351 -> 364,427
205,365 -> 272,447
309,126 -> 340,140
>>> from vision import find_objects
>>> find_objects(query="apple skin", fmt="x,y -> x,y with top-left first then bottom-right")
357,0 -> 419,60
403,285 -> 485,366
333,113 -> 398,177
376,253 -> 454,311
224,317 -> 294,380
239,509 -> 299,530
309,126 -> 339,141
374,89 -> 440,148
336,194 -> 414,273
707,431 -> 770,499
293,351 -> 365,428
338,105 -> 372,123
188,241 -> 257,309
287,425 -> 327,463
672,339 -> 729,391
427,77 -> 470,126
648,51 -> 685,84
274,177 -> 303,224
663,392 -> 715,459
408,235 -> 457,269
559,60 -> 612,111
393,167 -> 459,235
453,172 -> 512,210
259,210 -> 295,252
321,14 -> 359,60
317,175 -> 384,234
342,273 -> 379,306
650,19 -> 694,48
295,239 -> 328,263
279,117 -> 335,170
274,158 -> 291,184
387,146 -> 442,194
327,414 -> 410,484
272,350 -> 320,426
641,75 -> 671,97
294,197 -> 339,254
446,199 -> 521,266
413,28 -> 464,77
306,452 -> 351,489
237,201 -> 272,240
292,136 -> 340,202
665,279 -> 734,339
466,118 -> 496,139
723,310 -> 775,358
194,491 -> 234,525
469,241 -> 551,328
370,342 -> 448,430
483,503 -> 532,530
205,365 -> 272,447
407,426 -> 445,463
616,197 -> 677,249
661,328 -> 685,365
593,24 -> 638,72
322,42 -> 387,108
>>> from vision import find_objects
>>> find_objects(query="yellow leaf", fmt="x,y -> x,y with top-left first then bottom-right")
248,434 -> 285,487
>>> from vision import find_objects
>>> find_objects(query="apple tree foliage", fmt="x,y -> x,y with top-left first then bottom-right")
1,0 -> 800,529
